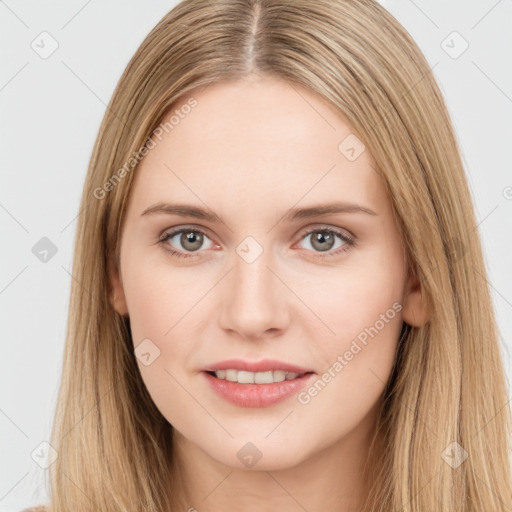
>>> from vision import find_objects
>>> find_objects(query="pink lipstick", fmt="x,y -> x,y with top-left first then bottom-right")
201,358 -> 316,408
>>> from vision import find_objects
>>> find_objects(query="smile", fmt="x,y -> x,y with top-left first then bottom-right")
202,370 -> 315,408
208,369 -> 309,384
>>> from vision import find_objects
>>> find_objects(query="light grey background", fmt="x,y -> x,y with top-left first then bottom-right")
1,1 -> 511,510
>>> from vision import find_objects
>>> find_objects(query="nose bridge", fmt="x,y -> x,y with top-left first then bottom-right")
219,234 -> 288,338
235,242 -> 273,294
232,234 -> 277,306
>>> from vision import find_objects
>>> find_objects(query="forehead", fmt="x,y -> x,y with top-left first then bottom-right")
128,77 -> 386,218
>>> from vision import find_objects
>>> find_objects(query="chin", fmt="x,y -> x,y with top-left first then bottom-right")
205,437 -> 314,472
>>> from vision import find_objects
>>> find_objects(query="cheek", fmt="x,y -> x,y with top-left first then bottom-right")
122,255 -> 210,397
297,285 -> 402,435
297,259 -> 405,345
122,261 -> 203,423
295,250 -> 405,407
309,277 -> 402,394
122,250 -> 201,341
125,275 -> 171,344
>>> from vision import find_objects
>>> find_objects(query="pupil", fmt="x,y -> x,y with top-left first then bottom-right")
182,231 -> 202,251
313,232 -> 333,252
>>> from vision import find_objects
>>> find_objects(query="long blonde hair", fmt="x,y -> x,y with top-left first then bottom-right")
45,0 -> 512,510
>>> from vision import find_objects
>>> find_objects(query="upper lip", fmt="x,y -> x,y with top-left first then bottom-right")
201,358 -> 314,374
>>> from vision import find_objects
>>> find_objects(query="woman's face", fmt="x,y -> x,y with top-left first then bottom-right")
111,76 -> 425,471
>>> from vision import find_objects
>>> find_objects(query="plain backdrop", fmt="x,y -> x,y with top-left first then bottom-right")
1,1 -> 511,510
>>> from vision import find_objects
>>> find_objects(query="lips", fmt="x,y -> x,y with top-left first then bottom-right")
200,358 -> 316,407
202,371 -> 315,408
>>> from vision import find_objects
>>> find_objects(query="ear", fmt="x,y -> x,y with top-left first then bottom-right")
109,258 -> 129,318
401,271 -> 430,327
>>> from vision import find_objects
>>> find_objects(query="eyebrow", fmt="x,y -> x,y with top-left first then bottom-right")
140,201 -> 377,222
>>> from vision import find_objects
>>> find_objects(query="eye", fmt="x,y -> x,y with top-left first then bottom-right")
295,226 -> 354,258
158,225 -> 355,260
159,227 -> 216,259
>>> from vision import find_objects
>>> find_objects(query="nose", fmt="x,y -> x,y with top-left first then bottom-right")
218,242 -> 290,341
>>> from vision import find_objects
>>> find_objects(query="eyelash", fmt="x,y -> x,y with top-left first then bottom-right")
158,225 -> 355,260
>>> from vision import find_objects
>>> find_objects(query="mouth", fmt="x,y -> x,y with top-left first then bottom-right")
201,365 -> 316,408
205,369 -> 314,384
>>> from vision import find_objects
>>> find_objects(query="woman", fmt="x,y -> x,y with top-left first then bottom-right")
28,0 -> 512,510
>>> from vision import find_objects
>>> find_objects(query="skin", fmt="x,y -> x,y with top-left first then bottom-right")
110,75 -> 428,512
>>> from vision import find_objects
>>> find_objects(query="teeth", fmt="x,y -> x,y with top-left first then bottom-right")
225,369 -> 238,382
212,369 -> 304,384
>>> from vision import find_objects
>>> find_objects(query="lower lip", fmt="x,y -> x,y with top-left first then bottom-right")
202,371 -> 315,408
